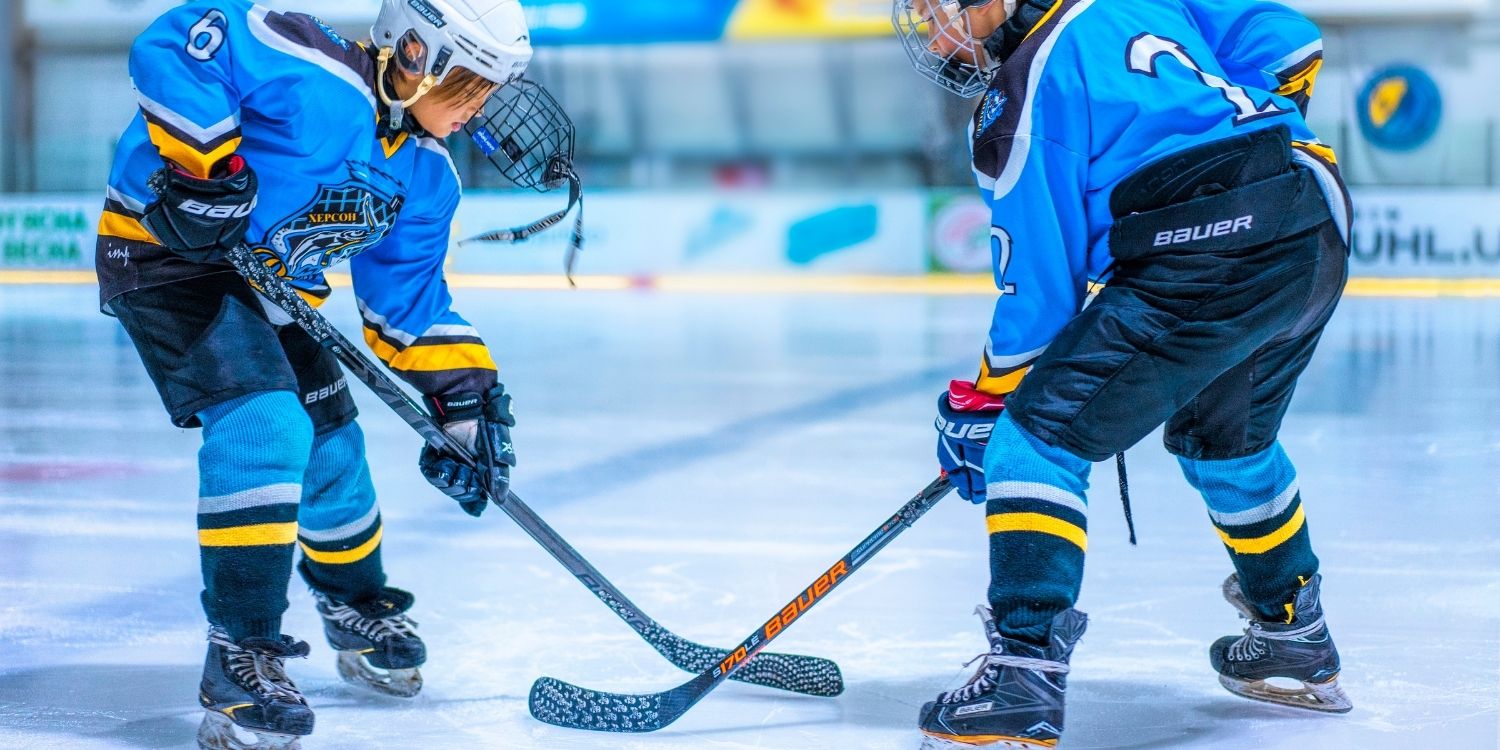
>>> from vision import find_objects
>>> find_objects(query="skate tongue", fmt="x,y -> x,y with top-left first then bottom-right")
351,586 -> 417,619
240,635 -> 311,659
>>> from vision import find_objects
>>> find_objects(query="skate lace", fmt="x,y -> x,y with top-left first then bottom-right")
1227,614 -> 1327,661
940,651 -> 1070,704
324,600 -> 420,642
209,632 -> 305,704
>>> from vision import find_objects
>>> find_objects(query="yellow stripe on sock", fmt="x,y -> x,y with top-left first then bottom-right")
986,512 -> 1087,552
299,526 -> 383,565
198,522 -> 298,548
1216,505 -> 1307,555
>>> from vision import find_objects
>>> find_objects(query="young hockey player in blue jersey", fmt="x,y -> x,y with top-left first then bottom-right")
95,0 -> 562,747
894,0 -> 1352,746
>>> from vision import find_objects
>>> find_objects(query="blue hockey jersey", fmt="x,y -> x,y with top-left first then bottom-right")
96,0 -> 495,398
969,0 -> 1346,395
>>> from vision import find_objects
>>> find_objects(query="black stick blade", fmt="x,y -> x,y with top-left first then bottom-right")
530,677 -> 683,732
647,629 -> 843,697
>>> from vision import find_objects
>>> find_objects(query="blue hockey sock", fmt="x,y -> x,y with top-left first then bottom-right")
295,420 -> 386,604
983,412 -> 1092,645
197,391 -> 313,641
1179,442 -> 1319,621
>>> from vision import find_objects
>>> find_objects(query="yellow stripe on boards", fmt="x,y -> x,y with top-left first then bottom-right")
199,522 -> 298,548
300,526 -> 383,565
362,329 -> 498,373
986,512 -> 1088,552
98,211 -> 160,244
1216,505 -> 1307,555
14,272 -> 1500,298
145,122 -> 241,179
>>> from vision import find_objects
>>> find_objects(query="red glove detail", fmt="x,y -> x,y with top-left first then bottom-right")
947,379 -> 1006,413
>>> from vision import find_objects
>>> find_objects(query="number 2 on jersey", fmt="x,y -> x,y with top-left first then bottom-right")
992,226 -> 1017,296
1126,33 -> 1290,125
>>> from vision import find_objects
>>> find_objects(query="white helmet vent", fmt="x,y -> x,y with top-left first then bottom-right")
373,0 -> 533,86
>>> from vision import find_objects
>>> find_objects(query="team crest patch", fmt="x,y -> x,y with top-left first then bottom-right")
980,89 -> 1008,132
260,162 -> 405,279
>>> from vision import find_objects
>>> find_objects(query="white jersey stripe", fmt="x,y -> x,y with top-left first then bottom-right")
133,90 -> 241,146
990,0 -> 1099,201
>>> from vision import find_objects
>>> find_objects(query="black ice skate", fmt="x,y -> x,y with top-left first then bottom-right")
197,627 -> 314,750
1210,573 -> 1352,713
918,606 -> 1088,749
313,586 -> 426,698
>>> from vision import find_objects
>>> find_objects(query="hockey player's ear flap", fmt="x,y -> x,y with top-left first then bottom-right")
395,29 -> 429,76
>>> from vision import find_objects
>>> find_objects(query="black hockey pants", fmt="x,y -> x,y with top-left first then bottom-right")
1007,126 -> 1349,462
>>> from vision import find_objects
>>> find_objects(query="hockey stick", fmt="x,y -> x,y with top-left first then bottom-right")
223,244 -> 844,698
529,474 -> 955,732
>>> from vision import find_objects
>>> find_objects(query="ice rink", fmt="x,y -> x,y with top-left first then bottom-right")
1,283 -> 1497,750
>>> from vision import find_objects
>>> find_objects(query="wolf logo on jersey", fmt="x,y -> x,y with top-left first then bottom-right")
271,187 -> 397,276
267,164 -> 406,277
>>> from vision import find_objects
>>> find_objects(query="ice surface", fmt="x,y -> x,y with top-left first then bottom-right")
1,285 -> 1497,749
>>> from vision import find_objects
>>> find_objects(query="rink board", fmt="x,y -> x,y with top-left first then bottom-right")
5,189 -> 1500,281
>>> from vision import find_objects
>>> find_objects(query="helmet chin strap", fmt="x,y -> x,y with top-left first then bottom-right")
1003,0 -> 1019,14
375,48 -> 438,132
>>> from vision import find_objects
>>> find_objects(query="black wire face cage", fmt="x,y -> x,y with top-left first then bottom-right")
892,0 -> 992,99
465,78 -> 577,192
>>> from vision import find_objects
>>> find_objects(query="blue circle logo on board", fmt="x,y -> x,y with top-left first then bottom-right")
1357,64 -> 1443,152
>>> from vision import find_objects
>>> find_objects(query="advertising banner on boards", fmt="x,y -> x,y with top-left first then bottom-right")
6,189 -> 1500,280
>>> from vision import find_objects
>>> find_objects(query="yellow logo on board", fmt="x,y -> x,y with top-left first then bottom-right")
1368,78 -> 1409,129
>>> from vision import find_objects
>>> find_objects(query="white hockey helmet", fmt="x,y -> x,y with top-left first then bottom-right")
371,0 -> 534,121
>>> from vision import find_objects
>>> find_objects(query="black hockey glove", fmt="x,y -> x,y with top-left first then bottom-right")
419,384 -> 516,517
141,155 -> 258,264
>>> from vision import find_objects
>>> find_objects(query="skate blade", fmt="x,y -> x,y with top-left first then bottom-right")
1218,673 -> 1353,714
197,711 -> 302,750
336,650 -> 423,698
919,731 -> 1057,749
